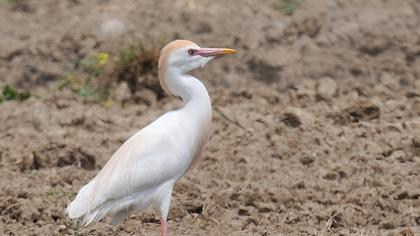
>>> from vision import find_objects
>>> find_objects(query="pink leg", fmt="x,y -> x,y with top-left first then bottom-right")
160,219 -> 168,236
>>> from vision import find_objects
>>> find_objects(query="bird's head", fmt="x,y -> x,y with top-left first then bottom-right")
158,40 -> 237,94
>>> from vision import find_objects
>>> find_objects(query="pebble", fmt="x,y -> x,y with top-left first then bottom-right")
100,18 -> 126,37
58,224 -> 66,232
316,76 -> 337,100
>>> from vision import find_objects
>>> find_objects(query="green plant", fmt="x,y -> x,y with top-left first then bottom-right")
0,85 -> 31,102
0,0 -> 17,4
278,0 -> 300,15
113,40 -> 163,95
59,52 -> 111,102
59,38 -> 166,105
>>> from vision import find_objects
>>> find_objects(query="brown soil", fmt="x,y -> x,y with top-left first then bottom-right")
1,0 -> 420,235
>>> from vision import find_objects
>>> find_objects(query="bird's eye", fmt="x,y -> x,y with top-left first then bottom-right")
188,49 -> 196,56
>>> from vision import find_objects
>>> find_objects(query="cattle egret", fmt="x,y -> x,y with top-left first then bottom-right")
66,40 -> 237,236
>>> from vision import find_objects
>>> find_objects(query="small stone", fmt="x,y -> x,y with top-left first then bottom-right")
58,224 -> 66,232
114,82 -> 131,103
380,73 -> 399,91
296,35 -> 320,52
300,156 -> 314,165
412,138 -> 420,156
170,205 -> 187,219
258,206 -> 272,213
17,192 -> 28,199
365,142 -> 383,155
382,222 -> 395,230
413,138 -> 420,148
240,90 -> 253,99
293,181 -> 305,189
238,208 -> 250,216
100,18 -> 126,37
282,112 -> 302,128
271,154 -> 282,159
316,77 -> 337,100
346,104 -> 381,122
412,99 -> 420,116
399,228 -> 414,236
265,19 -> 285,43
395,191 -> 409,200
323,172 -> 337,180
390,150 -> 406,162
283,107 -> 314,127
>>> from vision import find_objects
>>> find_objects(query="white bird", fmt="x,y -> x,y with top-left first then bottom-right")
66,40 -> 237,236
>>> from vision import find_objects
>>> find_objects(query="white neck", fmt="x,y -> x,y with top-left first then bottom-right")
163,68 -> 212,172
164,68 -> 212,113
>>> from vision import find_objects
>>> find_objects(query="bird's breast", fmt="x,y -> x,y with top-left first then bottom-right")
182,112 -> 212,171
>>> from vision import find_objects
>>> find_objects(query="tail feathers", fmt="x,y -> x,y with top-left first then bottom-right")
66,184 -> 139,227
67,198 -> 118,227
66,182 -> 95,219
66,181 -> 109,226
74,197 -> 142,227
80,207 -> 110,227
66,187 -> 155,227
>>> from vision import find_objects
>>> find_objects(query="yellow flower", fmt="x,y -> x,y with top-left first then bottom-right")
97,52 -> 109,66
102,98 -> 113,108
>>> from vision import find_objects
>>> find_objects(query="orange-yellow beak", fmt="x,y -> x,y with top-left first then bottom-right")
196,48 -> 238,57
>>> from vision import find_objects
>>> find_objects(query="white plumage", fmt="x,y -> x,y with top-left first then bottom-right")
66,40 -> 237,235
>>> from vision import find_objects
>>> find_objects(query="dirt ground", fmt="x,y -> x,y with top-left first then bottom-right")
1,0 -> 420,235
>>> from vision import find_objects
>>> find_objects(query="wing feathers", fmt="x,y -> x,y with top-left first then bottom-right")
66,118 -> 179,226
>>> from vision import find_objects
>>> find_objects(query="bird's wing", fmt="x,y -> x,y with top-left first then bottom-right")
67,112 -> 189,219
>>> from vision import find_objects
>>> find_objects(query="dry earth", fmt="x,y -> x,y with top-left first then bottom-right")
0,0 -> 419,235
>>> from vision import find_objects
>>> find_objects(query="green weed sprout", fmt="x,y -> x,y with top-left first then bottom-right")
278,0 -> 300,15
0,85 -> 31,102
59,52 -> 111,103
